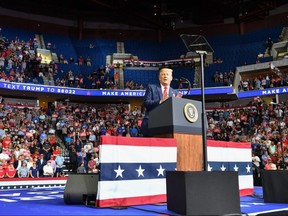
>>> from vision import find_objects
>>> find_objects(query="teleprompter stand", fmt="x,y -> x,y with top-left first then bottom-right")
148,35 -> 241,215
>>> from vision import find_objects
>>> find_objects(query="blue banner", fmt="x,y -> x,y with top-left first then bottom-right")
0,81 -> 233,97
238,87 -> 288,98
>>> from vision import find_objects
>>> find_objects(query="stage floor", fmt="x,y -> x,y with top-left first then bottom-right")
0,186 -> 288,215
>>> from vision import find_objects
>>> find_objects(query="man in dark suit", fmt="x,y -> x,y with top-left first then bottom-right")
140,67 -> 182,137
36,154 -> 46,177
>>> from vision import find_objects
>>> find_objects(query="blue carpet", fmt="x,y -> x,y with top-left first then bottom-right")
0,186 -> 288,215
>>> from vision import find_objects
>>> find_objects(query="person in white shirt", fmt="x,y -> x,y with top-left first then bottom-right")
43,161 -> 54,177
252,152 -> 261,178
84,142 -> 92,153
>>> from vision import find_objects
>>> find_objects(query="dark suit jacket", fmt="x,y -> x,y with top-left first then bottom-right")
140,84 -> 178,137
36,159 -> 46,172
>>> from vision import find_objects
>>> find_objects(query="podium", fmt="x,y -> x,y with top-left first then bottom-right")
149,97 -> 203,171
149,97 -> 241,215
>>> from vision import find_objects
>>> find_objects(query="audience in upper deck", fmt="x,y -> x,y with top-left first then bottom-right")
0,33 -> 149,90
1,29 -> 287,94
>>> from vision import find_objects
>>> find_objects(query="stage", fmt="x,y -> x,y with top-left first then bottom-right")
0,185 -> 288,216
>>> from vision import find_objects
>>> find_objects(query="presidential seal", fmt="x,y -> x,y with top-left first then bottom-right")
184,103 -> 198,123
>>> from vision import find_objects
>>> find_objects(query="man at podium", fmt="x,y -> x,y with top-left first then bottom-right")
140,67 -> 182,137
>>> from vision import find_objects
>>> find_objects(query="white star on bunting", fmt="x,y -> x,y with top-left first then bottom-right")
246,164 -> 251,173
157,165 -> 165,176
233,164 -> 239,171
114,165 -> 125,178
220,164 -> 226,171
136,165 -> 145,177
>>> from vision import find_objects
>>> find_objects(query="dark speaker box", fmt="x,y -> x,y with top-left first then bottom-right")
166,171 -> 241,216
64,173 -> 99,204
257,211 -> 288,215
262,170 -> 288,203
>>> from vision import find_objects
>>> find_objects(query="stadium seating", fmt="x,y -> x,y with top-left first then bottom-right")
1,23 -> 285,88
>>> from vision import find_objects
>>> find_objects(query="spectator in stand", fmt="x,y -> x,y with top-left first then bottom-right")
68,146 -> 78,173
74,139 -> 83,153
89,164 -> 99,173
116,124 -> 124,136
261,150 -> 271,168
84,142 -> 92,153
264,158 -> 277,170
265,74 -> 271,88
266,37 -> 273,55
0,147 -> 10,162
49,155 -> 57,176
77,147 -> 87,168
98,65 -> 105,79
69,57 -> 74,63
283,152 -> 288,168
55,154 -> 65,177
114,70 -> 119,86
46,42 -> 51,49
268,138 -> 277,164
27,156 -> 34,170
88,155 -> 97,173
43,160 -> 54,177
0,163 -> 5,178
58,54 -> 64,64
14,154 -> 24,171
77,162 -> 86,173
0,54 -> 4,68
104,77 -> 113,89
42,140 -> 52,161
6,162 -> 16,178
252,151 -> 261,178
86,56 -> 91,66
29,162 -> 39,178
78,56 -> 84,66
17,160 -> 29,178
36,154 -> 46,177
52,145 -> 61,156
29,140 -> 38,156
2,135 -> 12,149
88,131 -> 96,143
129,124 -> 138,137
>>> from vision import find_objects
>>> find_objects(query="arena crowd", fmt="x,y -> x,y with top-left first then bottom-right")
0,31 -> 287,180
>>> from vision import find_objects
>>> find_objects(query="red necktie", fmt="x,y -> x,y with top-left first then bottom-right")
163,86 -> 167,96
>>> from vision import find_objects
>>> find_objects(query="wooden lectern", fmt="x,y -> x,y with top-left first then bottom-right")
148,97 -> 203,171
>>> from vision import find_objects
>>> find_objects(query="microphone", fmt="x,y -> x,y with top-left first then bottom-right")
180,77 -> 191,96
173,77 -> 188,83
172,77 -> 191,96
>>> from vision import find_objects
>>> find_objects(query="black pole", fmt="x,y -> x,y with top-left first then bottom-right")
278,107 -> 286,169
197,50 -> 208,171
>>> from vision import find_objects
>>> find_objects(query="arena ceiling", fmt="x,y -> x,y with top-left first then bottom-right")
1,0 -> 287,30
